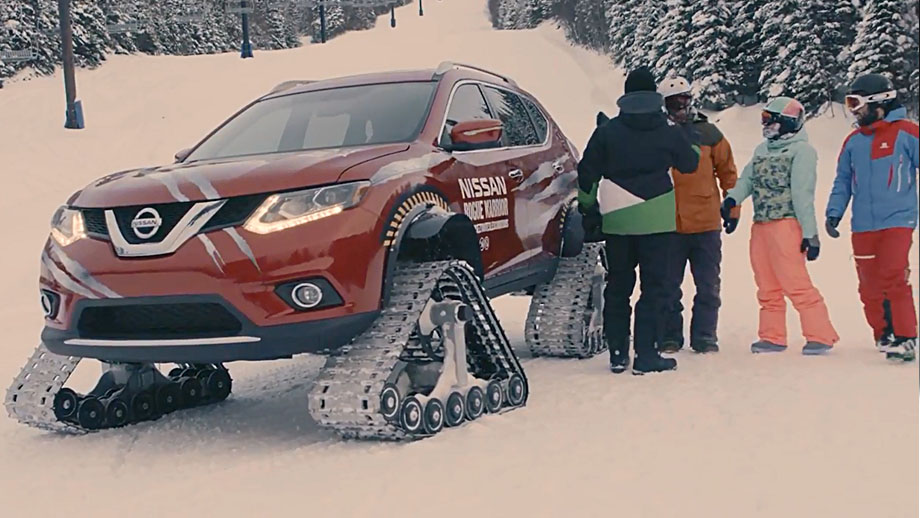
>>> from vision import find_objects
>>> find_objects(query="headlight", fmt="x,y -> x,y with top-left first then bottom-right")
50,206 -> 86,246
243,181 -> 370,235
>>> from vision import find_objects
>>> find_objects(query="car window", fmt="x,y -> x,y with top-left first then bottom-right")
521,96 -> 548,143
440,84 -> 493,147
482,86 -> 539,147
186,82 -> 436,161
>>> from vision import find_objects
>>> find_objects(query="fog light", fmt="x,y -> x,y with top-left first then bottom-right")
291,283 -> 323,309
40,289 -> 59,319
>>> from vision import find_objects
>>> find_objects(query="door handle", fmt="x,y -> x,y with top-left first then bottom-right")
508,169 -> 523,181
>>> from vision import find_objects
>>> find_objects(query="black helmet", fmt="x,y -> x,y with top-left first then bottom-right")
848,73 -> 894,96
847,73 -> 899,113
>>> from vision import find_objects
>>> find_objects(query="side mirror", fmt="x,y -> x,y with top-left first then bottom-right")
174,147 -> 192,163
445,119 -> 503,152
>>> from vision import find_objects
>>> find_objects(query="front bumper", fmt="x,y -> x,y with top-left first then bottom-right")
43,294 -> 380,363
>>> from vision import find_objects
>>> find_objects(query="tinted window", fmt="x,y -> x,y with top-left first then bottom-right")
521,96 -> 548,142
187,82 -> 437,161
482,86 -> 539,147
440,84 -> 493,147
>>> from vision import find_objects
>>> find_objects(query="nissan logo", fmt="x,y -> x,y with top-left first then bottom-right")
131,207 -> 162,239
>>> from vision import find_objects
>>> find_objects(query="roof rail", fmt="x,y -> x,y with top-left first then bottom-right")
432,61 -> 517,86
266,80 -> 317,95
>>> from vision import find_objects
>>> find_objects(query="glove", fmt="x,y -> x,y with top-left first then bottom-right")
720,197 -> 739,234
580,207 -> 604,243
825,216 -> 840,238
801,236 -> 820,261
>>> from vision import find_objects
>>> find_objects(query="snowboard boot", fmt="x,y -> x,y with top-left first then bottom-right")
885,337 -> 917,362
875,332 -> 895,353
690,339 -> 719,354
751,340 -> 787,353
802,341 -> 832,355
632,353 -> 677,375
657,339 -> 682,354
608,337 -> 630,374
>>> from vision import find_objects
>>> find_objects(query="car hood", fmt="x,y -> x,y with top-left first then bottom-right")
71,144 -> 409,207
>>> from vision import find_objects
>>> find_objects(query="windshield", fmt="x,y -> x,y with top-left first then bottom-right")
186,81 -> 437,161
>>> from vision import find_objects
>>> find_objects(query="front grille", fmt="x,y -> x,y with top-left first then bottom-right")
202,194 -> 266,232
77,302 -> 243,340
82,209 -> 108,238
112,202 -> 192,244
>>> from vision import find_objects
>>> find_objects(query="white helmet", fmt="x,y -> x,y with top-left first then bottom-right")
658,76 -> 692,99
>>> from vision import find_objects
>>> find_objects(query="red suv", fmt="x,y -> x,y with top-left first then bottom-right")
6,62 -> 606,439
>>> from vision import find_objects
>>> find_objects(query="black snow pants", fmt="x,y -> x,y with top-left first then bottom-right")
660,230 -> 722,347
603,232 -> 675,358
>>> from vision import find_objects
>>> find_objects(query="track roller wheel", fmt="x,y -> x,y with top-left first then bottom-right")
444,392 -> 465,427
131,390 -> 155,421
399,396 -> 424,434
465,386 -> 485,420
507,373 -> 527,407
179,377 -> 202,408
485,380 -> 503,413
155,383 -> 181,415
205,369 -> 232,402
168,367 -> 185,379
77,397 -> 105,430
105,399 -> 129,427
53,388 -> 79,420
423,398 -> 445,434
379,384 -> 401,422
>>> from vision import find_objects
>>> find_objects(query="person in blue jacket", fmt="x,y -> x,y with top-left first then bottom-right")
825,73 -> 919,362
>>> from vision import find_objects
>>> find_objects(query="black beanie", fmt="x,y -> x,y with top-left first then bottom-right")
624,67 -> 657,93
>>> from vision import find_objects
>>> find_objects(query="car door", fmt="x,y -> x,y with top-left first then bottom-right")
479,85 -> 555,269
433,82 -> 523,275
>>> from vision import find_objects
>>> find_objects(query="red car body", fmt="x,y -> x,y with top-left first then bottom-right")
39,64 -> 580,364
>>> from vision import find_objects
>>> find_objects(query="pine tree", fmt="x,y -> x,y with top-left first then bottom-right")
847,0 -> 916,116
684,0 -> 736,109
899,0 -> 919,118
605,0 -> 631,64
568,0 -> 610,51
812,0 -> 858,101
623,0 -> 664,72
730,0 -> 764,104
650,0 -> 693,80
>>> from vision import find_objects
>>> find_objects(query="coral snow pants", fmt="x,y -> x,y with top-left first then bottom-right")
749,218 -> 839,345
851,228 -> 918,339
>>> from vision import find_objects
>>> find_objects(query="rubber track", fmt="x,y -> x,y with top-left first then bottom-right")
5,344 -> 85,434
525,243 -> 607,358
308,260 -> 527,440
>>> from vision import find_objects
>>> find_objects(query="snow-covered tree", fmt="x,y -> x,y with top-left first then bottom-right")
729,0 -> 765,104
847,0 -> 917,116
650,0 -> 693,80
684,0 -> 736,109
622,0 -> 664,72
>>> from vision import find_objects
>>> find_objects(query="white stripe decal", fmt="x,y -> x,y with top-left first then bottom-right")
187,173 -> 220,200
41,252 -> 98,299
223,228 -> 261,272
197,235 -> 225,273
157,173 -> 190,202
48,245 -> 121,298
854,255 -> 876,260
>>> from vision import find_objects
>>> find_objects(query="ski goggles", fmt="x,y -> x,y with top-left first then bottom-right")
665,94 -> 692,113
844,90 -> 897,112
761,110 -> 786,126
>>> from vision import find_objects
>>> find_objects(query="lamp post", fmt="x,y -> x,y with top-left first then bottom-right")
57,0 -> 83,129
240,0 -> 253,58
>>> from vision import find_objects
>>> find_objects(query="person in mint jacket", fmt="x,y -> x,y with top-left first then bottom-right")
577,67 -> 699,375
720,96 -> 839,355
825,73 -> 919,362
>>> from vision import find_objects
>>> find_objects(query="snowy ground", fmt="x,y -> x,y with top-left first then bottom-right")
0,1 -> 917,517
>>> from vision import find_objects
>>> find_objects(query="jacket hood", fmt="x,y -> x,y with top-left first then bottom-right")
617,91 -> 665,114
70,144 -> 409,208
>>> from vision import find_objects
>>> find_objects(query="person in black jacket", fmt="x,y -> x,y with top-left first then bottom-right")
577,67 -> 699,374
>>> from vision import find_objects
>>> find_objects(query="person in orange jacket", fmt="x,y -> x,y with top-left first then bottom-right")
657,77 -> 739,354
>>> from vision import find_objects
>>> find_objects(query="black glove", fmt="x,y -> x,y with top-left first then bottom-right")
580,207 -> 604,243
801,236 -> 820,261
720,197 -> 738,234
825,216 -> 840,238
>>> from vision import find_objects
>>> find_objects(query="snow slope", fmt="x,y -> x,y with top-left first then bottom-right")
0,2 -> 917,517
